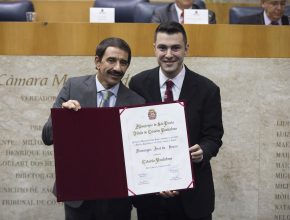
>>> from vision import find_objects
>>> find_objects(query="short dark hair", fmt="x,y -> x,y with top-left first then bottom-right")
95,37 -> 132,65
154,22 -> 187,46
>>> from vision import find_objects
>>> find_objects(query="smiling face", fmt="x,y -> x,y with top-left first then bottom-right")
95,46 -> 129,89
262,0 -> 286,21
154,32 -> 188,79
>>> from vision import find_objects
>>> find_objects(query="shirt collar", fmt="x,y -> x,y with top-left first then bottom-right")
95,75 -> 119,97
159,65 -> 185,90
263,10 -> 282,25
175,3 -> 183,15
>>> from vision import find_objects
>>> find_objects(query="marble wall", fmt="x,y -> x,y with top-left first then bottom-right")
0,56 -> 289,220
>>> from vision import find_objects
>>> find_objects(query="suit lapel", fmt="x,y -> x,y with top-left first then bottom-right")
115,83 -> 129,107
259,12 -> 265,24
149,67 -> 163,102
282,15 -> 289,25
83,75 -> 97,107
168,3 -> 179,23
179,67 -> 198,103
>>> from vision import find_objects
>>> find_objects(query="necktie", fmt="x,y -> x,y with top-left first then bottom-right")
180,11 -> 184,24
164,80 -> 174,102
271,21 -> 279,25
99,90 -> 113,107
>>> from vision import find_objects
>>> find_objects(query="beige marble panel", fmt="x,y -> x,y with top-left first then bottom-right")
0,56 -> 289,220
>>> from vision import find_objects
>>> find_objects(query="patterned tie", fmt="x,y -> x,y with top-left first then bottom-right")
164,80 -> 174,102
99,90 -> 113,107
180,11 -> 184,24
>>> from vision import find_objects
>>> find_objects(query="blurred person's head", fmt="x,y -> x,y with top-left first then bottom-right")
261,0 -> 287,21
175,0 -> 194,10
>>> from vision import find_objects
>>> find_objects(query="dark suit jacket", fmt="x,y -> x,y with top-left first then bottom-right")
238,12 -> 289,25
42,74 -> 145,208
129,66 -> 223,219
151,2 -> 216,24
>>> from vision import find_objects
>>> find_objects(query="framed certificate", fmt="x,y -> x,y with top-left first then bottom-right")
51,102 -> 195,202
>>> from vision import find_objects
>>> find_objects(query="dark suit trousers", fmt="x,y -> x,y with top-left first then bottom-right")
135,196 -> 212,220
65,199 -> 131,220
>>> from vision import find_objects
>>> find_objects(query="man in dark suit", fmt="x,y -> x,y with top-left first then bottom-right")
151,0 -> 216,24
42,37 -> 145,220
239,0 -> 289,25
129,22 -> 223,220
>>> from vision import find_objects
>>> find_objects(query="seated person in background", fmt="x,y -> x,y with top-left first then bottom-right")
239,0 -> 289,25
151,0 -> 216,24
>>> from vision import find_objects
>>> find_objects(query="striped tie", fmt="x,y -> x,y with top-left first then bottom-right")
180,11 -> 184,24
99,90 -> 113,107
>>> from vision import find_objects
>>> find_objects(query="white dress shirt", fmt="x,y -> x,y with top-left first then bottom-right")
263,11 -> 282,25
175,4 -> 184,24
96,76 -> 119,107
159,65 -> 186,102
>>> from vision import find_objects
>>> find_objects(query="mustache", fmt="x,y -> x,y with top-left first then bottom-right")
107,69 -> 125,77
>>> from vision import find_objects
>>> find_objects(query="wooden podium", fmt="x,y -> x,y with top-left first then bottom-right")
0,23 -> 290,58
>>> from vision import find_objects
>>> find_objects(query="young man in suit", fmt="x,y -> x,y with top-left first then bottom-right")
129,22 -> 223,220
239,0 -> 289,25
42,37 -> 145,220
151,0 -> 216,24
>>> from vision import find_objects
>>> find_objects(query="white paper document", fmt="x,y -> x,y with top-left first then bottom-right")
120,102 -> 194,196
184,9 -> 209,24
90,8 -> 115,23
